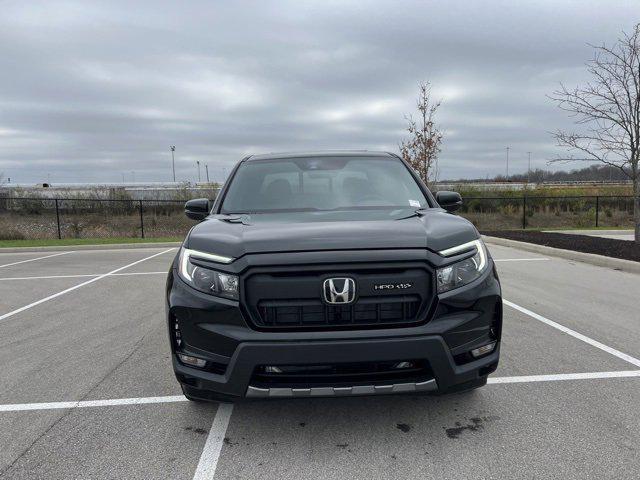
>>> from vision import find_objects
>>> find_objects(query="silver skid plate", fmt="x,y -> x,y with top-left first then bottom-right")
246,379 -> 437,398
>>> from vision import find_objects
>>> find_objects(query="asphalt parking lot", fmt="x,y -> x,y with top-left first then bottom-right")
0,244 -> 639,479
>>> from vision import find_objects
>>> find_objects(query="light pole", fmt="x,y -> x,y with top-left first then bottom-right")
505,147 -> 510,181
205,164 -> 210,183
527,152 -> 532,184
170,146 -> 176,182
196,161 -> 201,183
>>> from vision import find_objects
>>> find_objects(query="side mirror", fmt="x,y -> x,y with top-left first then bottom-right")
435,191 -> 462,213
185,198 -> 211,221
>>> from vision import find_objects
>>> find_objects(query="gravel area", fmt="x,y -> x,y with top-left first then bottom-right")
483,230 -> 640,263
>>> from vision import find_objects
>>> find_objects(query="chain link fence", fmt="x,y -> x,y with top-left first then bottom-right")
0,197 -> 193,240
461,195 -> 634,230
0,195 -> 635,241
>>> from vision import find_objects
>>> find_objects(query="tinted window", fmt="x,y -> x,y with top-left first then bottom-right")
221,156 -> 429,213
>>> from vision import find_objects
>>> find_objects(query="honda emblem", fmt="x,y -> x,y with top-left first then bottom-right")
323,278 -> 356,304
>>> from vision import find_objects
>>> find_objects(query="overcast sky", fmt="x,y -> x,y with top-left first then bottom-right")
1,0 -> 638,184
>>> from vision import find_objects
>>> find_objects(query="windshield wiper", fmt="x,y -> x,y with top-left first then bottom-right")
216,213 -> 252,224
395,208 -> 429,220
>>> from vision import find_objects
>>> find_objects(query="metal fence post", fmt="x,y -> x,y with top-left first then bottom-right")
54,199 -> 62,239
139,200 -> 145,238
595,196 -> 599,228
522,196 -> 527,229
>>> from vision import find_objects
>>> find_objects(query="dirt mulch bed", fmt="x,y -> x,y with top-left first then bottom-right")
482,230 -> 640,263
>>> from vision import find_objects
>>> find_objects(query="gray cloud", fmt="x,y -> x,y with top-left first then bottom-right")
0,0 -> 638,183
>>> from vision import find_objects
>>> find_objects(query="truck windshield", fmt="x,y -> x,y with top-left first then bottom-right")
220,156 -> 429,214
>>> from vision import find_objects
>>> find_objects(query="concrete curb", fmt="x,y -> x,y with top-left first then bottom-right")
543,229 -> 634,236
483,235 -> 640,275
0,242 -> 182,253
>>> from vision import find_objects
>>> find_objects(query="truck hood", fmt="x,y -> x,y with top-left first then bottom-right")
185,209 -> 478,260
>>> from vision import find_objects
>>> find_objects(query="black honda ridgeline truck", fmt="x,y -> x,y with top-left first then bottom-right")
166,151 -> 501,402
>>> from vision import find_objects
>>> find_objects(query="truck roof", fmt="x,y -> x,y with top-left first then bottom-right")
245,150 -> 397,162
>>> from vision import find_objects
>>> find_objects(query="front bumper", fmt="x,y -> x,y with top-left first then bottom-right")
167,249 -> 502,401
173,335 -> 500,400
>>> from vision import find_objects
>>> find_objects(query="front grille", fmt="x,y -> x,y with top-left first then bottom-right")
243,264 -> 433,331
257,295 -> 420,328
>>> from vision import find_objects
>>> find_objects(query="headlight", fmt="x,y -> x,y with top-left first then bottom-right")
178,248 -> 239,300
436,239 -> 488,293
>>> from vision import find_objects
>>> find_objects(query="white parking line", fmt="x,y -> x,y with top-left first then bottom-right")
192,403 -> 234,480
488,370 -> 640,384
504,299 -> 640,368
0,248 -> 176,324
494,258 -> 549,262
0,395 -> 188,412
0,251 -> 71,268
1,370 -> 639,413
0,271 -> 167,281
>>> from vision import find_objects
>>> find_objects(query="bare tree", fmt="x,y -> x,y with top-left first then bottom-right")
550,24 -> 640,244
400,82 -> 443,188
